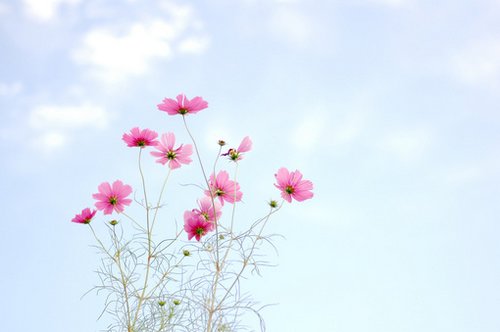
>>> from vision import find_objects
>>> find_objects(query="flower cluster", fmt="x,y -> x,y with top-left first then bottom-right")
70,93 -> 314,332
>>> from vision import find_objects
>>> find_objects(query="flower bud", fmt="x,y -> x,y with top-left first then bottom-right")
173,299 -> 181,306
158,300 -> 166,307
218,140 -> 226,146
110,220 -> 119,226
269,200 -> 278,208
183,249 -> 191,257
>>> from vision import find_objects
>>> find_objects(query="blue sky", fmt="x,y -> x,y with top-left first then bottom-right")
1,0 -> 500,331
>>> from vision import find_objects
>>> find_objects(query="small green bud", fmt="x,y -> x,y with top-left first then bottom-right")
218,140 -> 226,146
173,299 -> 181,306
269,200 -> 278,208
219,234 -> 225,240
183,249 -> 191,257
110,220 -> 119,226
158,300 -> 166,307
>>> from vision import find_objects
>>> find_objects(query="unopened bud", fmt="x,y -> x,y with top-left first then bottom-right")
158,300 -> 166,307
173,299 -> 181,306
183,249 -> 191,257
218,140 -> 226,146
110,220 -> 119,226
269,200 -> 278,208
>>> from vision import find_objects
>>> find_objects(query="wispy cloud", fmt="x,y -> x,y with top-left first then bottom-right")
0,1 -> 10,15
269,7 -> 315,48
22,0 -> 81,22
28,104 -> 109,151
451,39 -> 500,88
363,0 -> 410,7
377,128 -> 432,162
73,3 -> 209,83
0,82 -> 22,96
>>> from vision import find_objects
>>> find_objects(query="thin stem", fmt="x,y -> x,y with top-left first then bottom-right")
132,148 -> 153,329
151,168 -> 172,231
182,116 -> 221,263
88,223 -> 113,261
182,116 -> 223,332
111,226 -> 133,332
215,202 -> 283,311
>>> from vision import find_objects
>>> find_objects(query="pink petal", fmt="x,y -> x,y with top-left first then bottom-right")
275,168 -> 290,187
97,182 -> 113,196
237,136 -> 252,153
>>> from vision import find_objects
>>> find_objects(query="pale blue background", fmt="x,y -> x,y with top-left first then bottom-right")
1,0 -> 500,331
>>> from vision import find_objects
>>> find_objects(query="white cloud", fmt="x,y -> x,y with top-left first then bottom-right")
73,21 -> 174,83
29,104 -> 109,129
378,129 -> 432,162
178,36 -> 211,55
451,39 -> 500,88
73,3 -> 209,83
269,8 -> 314,48
23,0 -> 81,22
0,82 -> 22,96
28,104 -> 109,151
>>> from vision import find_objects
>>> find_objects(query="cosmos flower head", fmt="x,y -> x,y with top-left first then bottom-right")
157,93 -> 208,116
92,180 -> 133,215
274,167 -> 314,203
192,196 -> 222,224
184,210 -> 213,241
150,132 -> 193,169
222,136 -> 252,161
71,208 -> 97,224
205,170 -> 243,206
122,127 -> 159,148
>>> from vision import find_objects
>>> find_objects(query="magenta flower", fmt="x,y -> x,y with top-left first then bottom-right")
71,208 -> 97,224
157,93 -> 208,116
122,127 -> 159,148
184,210 -> 213,241
150,132 -> 193,169
222,136 -> 252,161
205,170 -> 242,206
192,196 -> 222,224
92,180 -> 133,215
274,168 -> 314,203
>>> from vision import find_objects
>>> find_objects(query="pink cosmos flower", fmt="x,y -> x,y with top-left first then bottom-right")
157,93 -> 208,116
92,180 -> 133,215
205,170 -> 242,206
122,127 -> 159,148
71,208 -> 97,224
222,136 -> 252,161
150,132 -> 193,169
192,196 -> 222,224
274,167 -> 314,203
184,210 -> 213,241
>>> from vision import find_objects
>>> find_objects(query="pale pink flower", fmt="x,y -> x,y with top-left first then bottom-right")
192,196 -> 222,224
157,93 -> 208,116
222,136 -> 252,161
205,170 -> 242,206
150,132 -> 193,169
274,168 -> 314,203
184,210 -> 212,241
122,127 -> 159,148
93,180 -> 133,215
71,208 -> 97,224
